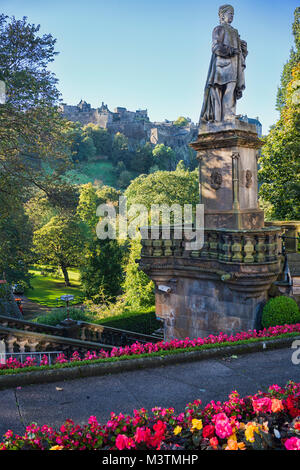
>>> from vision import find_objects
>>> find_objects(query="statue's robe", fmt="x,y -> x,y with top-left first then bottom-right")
200,24 -> 246,122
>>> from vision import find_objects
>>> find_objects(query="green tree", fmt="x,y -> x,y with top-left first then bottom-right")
117,170 -> 134,189
77,183 -> 99,230
152,144 -> 176,171
0,200 -> 33,285
80,238 -> 125,302
67,124 -> 96,162
173,116 -> 189,127
122,238 -> 154,309
259,10 -> 300,220
276,8 -> 300,111
83,124 -> 112,157
0,14 -> 71,210
96,185 -> 121,205
33,216 -> 86,286
125,166 -> 199,210
111,132 -> 131,166
134,142 -> 154,174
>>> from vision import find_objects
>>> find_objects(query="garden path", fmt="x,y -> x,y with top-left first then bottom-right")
0,347 -> 299,437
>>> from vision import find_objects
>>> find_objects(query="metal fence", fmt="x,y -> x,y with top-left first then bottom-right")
0,351 -> 63,366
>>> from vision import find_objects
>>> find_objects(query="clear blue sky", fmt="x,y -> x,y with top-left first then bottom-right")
2,0 -> 299,132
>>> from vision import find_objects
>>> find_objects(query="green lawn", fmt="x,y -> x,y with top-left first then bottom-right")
25,266 -> 84,307
64,161 -> 117,187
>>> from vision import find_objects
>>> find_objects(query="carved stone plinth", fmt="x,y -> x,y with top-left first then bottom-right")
190,119 -> 264,230
139,225 -> 282,340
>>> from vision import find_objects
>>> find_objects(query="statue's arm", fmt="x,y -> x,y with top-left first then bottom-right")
212,26 -> 236,58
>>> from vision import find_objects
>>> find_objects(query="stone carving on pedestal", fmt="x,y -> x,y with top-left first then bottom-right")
245,169 -> 253,188
210,169 -> 222,190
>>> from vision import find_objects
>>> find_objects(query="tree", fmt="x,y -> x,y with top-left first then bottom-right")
0,200 -> 33,285
276,8 -> 300,111
83,124 -> 112,157
96,185 -> 121,205
33,216 -> 86,286
152,144 -> 177,171
125,166 -> 199,211
0,14 -> 71,210
76,183 -> 99,230
174,116 -> 189,127
134,142 -> 154,174
80,238 -> 125,302
111,132 -> 131,166
117,170 -> 134,189
122,238 -> 154,309
259,9 -> 300,220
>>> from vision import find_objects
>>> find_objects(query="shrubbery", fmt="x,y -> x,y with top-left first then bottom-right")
262,296 -> 300,328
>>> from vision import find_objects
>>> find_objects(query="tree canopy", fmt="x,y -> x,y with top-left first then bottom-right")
259,8 -> 300,220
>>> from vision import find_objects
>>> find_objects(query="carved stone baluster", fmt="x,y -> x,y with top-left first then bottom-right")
28,341 -> 39,353
255,235 -> 266,262
163,240 -> 173,256
209,232 -> 218,259
243,235 -> 255,263
266,233 -> 277,261
173,239 -> 182,257
220,233 -> 232,262
6,335 -> 17,353
16,339 -> 28,354
200,232 -> 210,258
152,240 -> 163,257
80,326 -> 86,341
142,239 -> 153,257
231,234 -> 243,262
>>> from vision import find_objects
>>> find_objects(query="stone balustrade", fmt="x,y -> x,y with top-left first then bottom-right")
141,225 -> 281,264
78,321 -> 163,347
0,315 -> 64,336
0,315 -> 163,355
0,325 -> 113,357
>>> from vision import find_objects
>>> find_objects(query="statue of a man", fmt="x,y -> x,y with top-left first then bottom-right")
200,4 -> 248,123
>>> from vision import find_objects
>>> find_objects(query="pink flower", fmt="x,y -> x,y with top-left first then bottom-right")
213,413 -> 233,439
252,397 -> 272,414
115,434 -> 134,450
285,437 -> 300,450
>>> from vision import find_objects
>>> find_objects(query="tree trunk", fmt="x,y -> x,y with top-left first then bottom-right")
61,264 -> 71,286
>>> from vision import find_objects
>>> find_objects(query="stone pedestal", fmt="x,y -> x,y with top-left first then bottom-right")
139,226 -> 282,340
139,119 -> 283,341
190,119 -> 264,230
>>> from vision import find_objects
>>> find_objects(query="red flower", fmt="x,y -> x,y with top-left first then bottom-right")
203,424 -> 215,439
285,395 -> 300,418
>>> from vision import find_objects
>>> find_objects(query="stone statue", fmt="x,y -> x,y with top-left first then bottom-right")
200,4 -> 248,123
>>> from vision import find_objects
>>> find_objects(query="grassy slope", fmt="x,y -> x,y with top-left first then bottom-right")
65,161 -> 117,186
25,266 -> 83,307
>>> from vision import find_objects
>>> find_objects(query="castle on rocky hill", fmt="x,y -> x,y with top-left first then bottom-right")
59,100 -> 262,165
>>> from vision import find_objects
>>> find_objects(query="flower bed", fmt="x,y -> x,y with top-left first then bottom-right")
1,324 -> 300,374
1,381 -> 300,450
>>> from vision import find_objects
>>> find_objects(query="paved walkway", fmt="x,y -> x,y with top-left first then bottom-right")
0,347 -> 299,438
15,295 -> 51,320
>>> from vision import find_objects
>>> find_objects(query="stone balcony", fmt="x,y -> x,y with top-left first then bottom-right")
140,225 -> 281,265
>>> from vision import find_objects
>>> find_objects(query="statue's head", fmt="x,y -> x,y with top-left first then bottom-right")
218,4 -> 234,24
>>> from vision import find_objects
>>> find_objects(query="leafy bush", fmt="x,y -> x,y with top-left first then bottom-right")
34,304 -> 159,334
262,296 -> 300,328
34,307 -> 89,326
